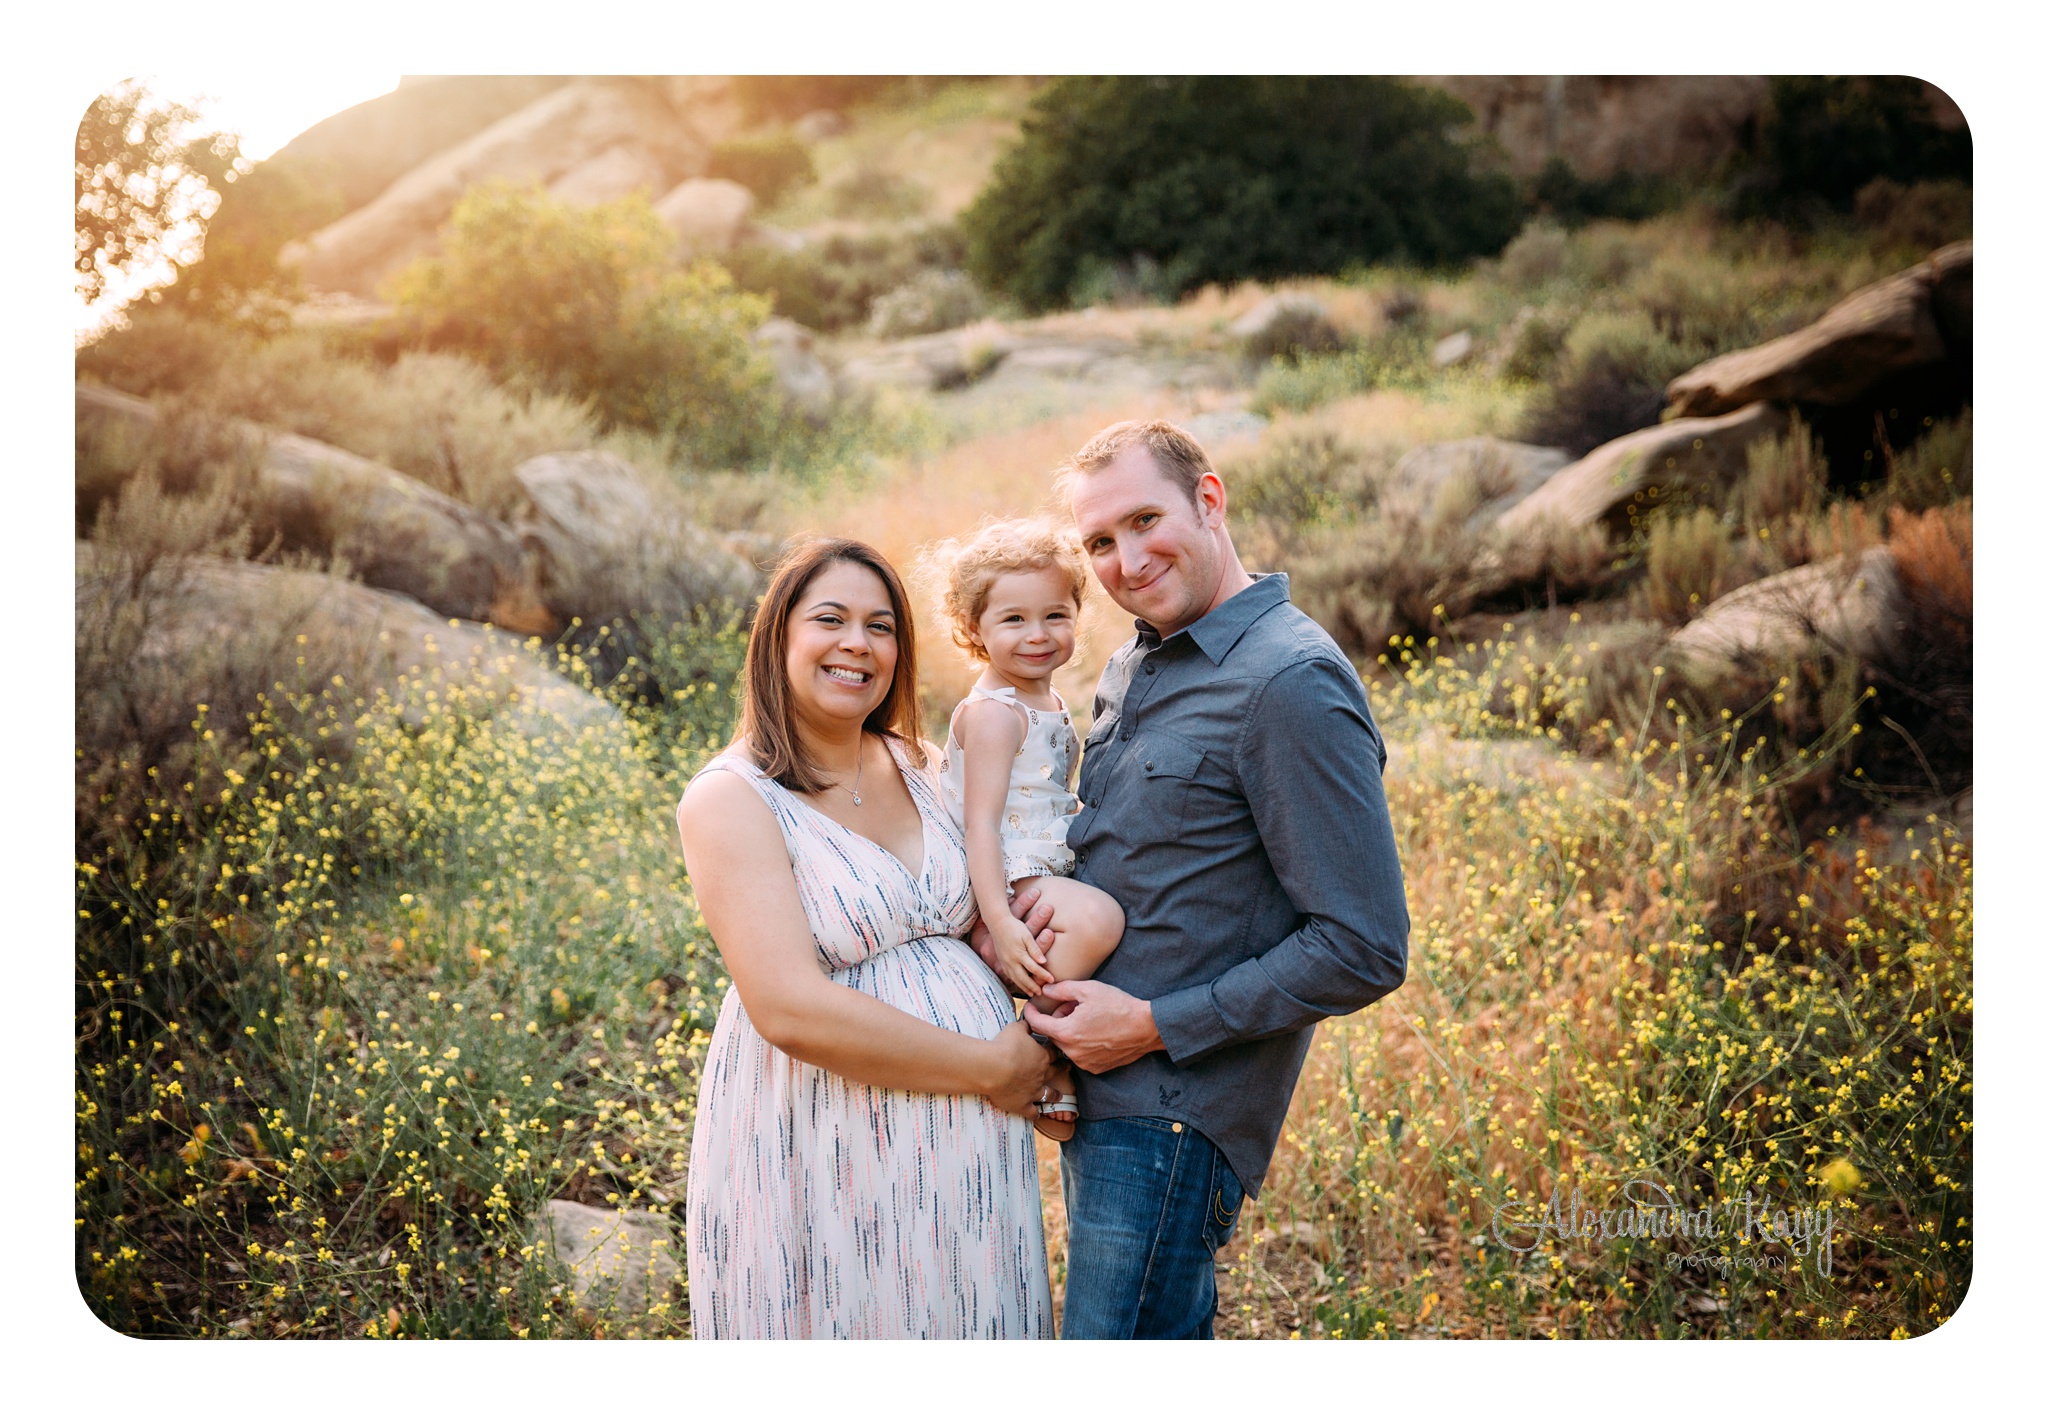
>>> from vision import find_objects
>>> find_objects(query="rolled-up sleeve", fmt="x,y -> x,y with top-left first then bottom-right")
1149,654 -> 1409,1065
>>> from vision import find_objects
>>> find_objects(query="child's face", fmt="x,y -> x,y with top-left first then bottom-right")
974,567 -> 1079,680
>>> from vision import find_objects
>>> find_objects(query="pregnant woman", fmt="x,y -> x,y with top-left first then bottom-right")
675,537 -> 1057,1338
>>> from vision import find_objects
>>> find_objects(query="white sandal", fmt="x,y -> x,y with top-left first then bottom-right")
1032,1092 -> 1078,1142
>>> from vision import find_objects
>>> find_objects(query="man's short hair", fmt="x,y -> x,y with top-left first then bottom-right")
1055,419 -> 1217,509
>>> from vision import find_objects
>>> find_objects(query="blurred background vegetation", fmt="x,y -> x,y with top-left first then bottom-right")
76,73 -> 1970,1341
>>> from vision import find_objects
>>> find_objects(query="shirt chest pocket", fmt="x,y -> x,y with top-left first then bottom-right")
1129,732 -> 1209,843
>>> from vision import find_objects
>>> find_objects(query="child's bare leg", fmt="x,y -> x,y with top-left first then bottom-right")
1015,875 -> 1124,983
1014,875 -> 1122,1144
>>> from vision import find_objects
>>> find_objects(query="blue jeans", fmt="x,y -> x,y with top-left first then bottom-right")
1058,1116 -> 1245,1339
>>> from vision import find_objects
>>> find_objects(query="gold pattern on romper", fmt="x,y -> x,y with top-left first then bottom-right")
1040,763 -> 1053,777
1009,813 -> 1021,828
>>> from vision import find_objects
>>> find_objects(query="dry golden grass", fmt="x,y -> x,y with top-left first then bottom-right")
788,398 -> 1179,718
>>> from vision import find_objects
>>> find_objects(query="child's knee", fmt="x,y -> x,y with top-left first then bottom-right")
1070,887 -> 1124,950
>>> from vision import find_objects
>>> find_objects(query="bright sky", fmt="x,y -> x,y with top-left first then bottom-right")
76,71 -> 401,338
140,70 -> 403,160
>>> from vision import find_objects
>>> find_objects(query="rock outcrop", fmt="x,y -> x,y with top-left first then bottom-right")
266,76 -> 574,214
509,450 -> 758,633
1493,402 -> 1789,543
75,544 -> 618,740
1664,242 -> 1972,418
77,383 -> 547,629
1669,547 -> 1908,676
287,79 -> 721,297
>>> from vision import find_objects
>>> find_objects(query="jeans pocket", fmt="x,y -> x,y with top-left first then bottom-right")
1203,1160 -> 1245,1254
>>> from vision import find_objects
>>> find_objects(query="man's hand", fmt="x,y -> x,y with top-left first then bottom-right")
1024,979 -> 1164,1073
970,885 -> 1056,993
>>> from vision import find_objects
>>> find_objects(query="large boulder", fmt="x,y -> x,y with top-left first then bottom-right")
653,177 -> 755,253
75,545 -> 619,749
77,383 -> 548,630
288,79 -> 714,297
532,1199 -> 680,1315
1669,547 -> 1908,677
510,451 -> 758,633
1493,402 -> 1789,545
1664,243 -> 1970,419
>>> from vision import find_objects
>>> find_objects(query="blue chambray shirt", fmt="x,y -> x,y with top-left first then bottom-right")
1065,571 -> 1409,1195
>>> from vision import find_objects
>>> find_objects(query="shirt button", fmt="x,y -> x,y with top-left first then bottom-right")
1143,661 -> 1156,675
1120,726 -> 1132,740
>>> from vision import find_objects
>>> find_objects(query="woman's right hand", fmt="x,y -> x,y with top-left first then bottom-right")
982,1019 -> 1057,1117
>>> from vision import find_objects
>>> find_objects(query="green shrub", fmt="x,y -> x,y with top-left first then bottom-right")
961,77 -> 1524,312
1852,178 -> 1972,257
1516,310 -> 1704,455
1883,409 -> 1972,512
391,182 -> 784,470
79,310 -> 599,515
708,130 -> 816,207
1496,222 -> 1572,288
76,304 -> 254,397
1235,302 -> 1347,365
1250,335 -> 1431,417
1735,414 -> 1830,533
1530,157 -> 1682,227
823,163 -> 930,220
721,223 -> 965,332
866,268 -> 986,337
1226,426 -> 1376,539
1737,77 -> 1971,218
1643,506 -> 1734,625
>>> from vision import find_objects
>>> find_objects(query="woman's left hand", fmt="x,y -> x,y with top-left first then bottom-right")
982,1019 -> 1058,1117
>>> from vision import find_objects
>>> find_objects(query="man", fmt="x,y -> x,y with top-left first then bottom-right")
975,418 -> 1409,1339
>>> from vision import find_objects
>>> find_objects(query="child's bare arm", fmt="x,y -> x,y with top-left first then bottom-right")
955,698 -> 1053,994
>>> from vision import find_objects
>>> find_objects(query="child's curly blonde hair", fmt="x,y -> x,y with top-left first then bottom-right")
915,517 -> 1092,662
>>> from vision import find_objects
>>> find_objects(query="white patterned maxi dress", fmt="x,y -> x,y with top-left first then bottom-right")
682,737 -> 1052,1338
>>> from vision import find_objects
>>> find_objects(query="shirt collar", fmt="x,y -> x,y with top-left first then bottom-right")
1134,572 -> 1291,665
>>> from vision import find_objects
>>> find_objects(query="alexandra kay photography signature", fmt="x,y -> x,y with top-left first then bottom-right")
1491,1181 -> 1841,1276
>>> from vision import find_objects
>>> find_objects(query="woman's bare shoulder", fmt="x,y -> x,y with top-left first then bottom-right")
677,754 -> 773,834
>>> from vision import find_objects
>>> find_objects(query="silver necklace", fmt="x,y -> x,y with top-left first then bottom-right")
844,744 -> 865,806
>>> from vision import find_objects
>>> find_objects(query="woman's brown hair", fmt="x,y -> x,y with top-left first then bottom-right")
734,537 -> 927,793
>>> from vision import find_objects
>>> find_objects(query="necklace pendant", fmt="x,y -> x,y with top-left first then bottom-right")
850,789 -> 863,805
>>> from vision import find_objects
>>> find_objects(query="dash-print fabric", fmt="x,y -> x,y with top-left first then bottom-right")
682,736 -> 1052,1338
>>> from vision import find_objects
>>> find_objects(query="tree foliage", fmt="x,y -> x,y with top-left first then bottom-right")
1740,77 -> 1971,216
961,77 -> 1524,312
390,182 -> 784,469
76,81 -> 242,307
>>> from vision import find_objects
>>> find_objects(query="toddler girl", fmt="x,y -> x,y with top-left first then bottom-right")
922,518 -> 1125,1141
